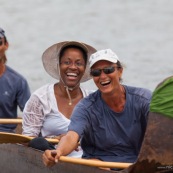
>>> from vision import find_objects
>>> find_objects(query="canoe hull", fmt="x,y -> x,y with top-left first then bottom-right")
0,144 -> 117,173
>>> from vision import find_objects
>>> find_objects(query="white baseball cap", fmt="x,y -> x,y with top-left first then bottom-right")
89,49 -> 119,68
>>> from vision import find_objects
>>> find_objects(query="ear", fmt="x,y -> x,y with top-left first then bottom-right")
4,42 -> 9,50
118,67 -> 123,78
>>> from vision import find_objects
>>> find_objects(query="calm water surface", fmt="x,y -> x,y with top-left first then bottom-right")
1,0 -> 173,92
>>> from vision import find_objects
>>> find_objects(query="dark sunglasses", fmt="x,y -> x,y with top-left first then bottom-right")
90,66 -> 119,77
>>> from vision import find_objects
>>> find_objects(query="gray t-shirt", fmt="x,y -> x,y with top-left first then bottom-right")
69,85 -> 152,163
0,65 -> 31,132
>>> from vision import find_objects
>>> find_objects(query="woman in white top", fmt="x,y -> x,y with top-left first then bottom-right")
22,41 -> 96,157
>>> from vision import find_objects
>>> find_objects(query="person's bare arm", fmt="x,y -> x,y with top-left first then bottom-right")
42,131 -> 79,167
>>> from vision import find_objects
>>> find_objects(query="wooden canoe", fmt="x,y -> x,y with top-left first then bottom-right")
0,76 -> 172,173
0,143 -> 130,173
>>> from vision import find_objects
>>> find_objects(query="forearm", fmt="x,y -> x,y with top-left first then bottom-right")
55,131 -> 79,156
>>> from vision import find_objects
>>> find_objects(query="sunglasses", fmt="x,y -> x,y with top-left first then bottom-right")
90,66 -> 119,77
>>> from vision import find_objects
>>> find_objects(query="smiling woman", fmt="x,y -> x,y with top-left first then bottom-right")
22,41 -> 96,156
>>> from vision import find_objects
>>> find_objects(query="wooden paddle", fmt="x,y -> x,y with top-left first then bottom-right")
0,119 -> 22,124
59,155 -> 132,169
0,132 -> 59,144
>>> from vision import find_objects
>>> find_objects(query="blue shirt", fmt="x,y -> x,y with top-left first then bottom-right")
0,65 -> 31,132
68,85 -> 152,163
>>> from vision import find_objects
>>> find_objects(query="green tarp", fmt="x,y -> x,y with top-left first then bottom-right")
150,76 -> 173,118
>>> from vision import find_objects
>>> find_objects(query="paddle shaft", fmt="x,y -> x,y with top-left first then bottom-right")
0,119 -> 22,124
59,156 -> 132,169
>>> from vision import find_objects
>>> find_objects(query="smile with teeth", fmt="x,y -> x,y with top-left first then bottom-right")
100,80 -> 111,86
67,72 -> 78,77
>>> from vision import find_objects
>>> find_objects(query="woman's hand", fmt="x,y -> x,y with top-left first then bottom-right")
42,131 -> 79,167
42,150 -> 61,167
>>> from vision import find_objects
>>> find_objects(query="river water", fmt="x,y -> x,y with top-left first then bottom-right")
1,0 -> 173,92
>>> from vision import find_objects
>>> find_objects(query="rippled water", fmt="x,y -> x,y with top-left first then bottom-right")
1,0 -> 173,92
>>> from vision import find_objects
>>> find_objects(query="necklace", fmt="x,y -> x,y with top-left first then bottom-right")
65,86 -> 72,105
56,84 -> 74,106
56,83 -> 82,106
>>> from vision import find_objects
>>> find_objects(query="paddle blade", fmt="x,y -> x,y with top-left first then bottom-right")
0,132 -> 59,144
0,132 -> 31,143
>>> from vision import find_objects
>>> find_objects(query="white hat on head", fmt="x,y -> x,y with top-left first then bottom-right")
89,49 -> 119,68
42,41 -> 96,83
